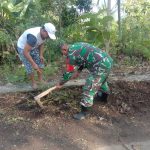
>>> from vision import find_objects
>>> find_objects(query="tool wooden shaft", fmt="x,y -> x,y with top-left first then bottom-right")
34,86 -> 57,100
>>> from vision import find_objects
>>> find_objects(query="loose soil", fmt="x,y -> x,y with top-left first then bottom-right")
0,64 -> 150,150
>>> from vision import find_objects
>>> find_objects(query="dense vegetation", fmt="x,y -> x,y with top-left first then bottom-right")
0,0 -> 150,83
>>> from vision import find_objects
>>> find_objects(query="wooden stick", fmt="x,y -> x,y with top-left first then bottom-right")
34,79 -> 85,108
35,98 -> 45,109
34,86 -> 57,100
34,86 -> 57,108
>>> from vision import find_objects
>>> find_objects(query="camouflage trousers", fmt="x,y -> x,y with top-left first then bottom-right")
80,57 -> 113,107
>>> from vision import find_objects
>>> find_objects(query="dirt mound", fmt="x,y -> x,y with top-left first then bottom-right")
10,79 -> 149,119
109,80 -> 150,114
0,77 -> 149,120
0,79 -> 150,150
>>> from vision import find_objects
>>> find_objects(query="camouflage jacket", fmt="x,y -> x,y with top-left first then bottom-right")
60,42 -> 113,85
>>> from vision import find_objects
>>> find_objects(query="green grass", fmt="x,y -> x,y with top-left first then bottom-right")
43,63 -> 60,81
123,56 -> 139,66
0,62 -> 60,84
0,64 -> 27,84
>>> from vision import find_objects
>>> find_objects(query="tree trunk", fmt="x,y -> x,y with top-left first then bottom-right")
105,40 -> 110,53
105,0 -> 111,52
117,0 -> 121,40
97,0 -> 100,6
58,0 -> 62,37
107,0 -> 111,16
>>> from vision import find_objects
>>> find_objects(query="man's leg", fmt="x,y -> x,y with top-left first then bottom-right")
95,81 -> 110,103
37,68 -> 43,81
17,47 -> 37,89
24,63 -> 37,89
74,73 -> 105,120
29,72 -> 37,89
31,49 -> 45,84
95,55 -> 113,102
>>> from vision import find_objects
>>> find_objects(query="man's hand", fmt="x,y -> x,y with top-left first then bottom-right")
71,71 -> 80,80
55,83 -> 63,89
40,56 -> 45,64
33,63 -> 42,73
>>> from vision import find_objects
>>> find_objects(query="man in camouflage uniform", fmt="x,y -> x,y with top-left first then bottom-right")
56,42 -> 113,120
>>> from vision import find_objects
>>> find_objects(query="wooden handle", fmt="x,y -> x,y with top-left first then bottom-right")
34,86 -> 57,101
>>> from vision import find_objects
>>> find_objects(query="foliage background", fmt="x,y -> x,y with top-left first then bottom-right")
0,0 -> 150,83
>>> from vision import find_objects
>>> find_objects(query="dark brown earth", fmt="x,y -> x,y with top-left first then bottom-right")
0,64 -> 150,150
0,82 -> 150,150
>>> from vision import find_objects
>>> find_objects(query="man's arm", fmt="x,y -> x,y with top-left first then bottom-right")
77,65 -> 84,73
69,65 -> 83,80
23,34 -> 41,73
56,48 -> 83,88
39,44 -> 44,63
23,43 -> 41,72
58,64 -> 84,86
59,72 -> 74,85
56,66 -> 83,89
23,43 -> 35,66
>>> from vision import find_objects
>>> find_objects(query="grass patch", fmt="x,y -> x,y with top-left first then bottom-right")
0,62 -> 60,85
43,62 -> 60,81
0,64 -> 27,84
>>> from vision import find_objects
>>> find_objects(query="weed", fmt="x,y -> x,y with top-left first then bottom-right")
0,62 -> 60,84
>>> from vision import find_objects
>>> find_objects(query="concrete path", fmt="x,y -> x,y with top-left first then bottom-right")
0,74 -> 150,94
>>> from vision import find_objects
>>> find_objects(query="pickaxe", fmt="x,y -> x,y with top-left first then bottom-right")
34,86 -> 57,109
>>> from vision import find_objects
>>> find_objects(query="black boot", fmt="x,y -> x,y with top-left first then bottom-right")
101,92 -> 108,103
94,92 -> 108,103
73,106 -> 90,120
